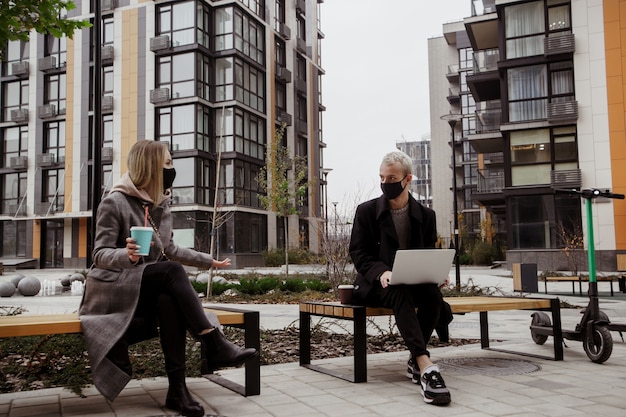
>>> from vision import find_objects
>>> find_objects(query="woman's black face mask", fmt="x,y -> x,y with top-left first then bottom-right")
163,167 -> 176,190
380,176 -> 407,200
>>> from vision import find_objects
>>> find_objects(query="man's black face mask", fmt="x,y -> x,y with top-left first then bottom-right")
380,176 -> 406,200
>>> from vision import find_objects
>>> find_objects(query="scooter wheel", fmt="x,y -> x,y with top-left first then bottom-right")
584,325 -> 613,363
530,312 -> 551,345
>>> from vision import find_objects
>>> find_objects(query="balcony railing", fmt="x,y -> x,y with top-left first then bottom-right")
475,107 -> 501,133
472,49 -> 499,73
477,170 -> 504,193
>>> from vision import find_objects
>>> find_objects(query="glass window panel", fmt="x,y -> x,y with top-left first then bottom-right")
173,157 -> 194,186
172,1 -> 194,30
512,164 -> 551,185
549,5 -> 570,31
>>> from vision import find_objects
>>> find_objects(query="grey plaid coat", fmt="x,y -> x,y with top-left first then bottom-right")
79,173 -> 216,401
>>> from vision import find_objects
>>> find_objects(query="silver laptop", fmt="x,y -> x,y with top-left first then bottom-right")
389,249 -> 455,285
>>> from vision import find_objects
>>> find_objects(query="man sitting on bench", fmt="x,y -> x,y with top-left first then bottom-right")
349,151 -> 451,406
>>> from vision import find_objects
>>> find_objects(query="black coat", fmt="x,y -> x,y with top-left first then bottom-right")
349,194 -> 437,305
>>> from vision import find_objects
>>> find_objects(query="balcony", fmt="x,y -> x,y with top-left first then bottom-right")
547,98 -> 578,124
551,169 -> 582,189
467,50 -> 500,102
296,38 -> 307,54
472,169 -> 505,206
475,106 -> 501,133
446,64 -> 459,82
464,6 -> 498,51
545,33 -> 575,56
101,0 -> 116,11
447,87 -> 460,104
6,202 -> 26,216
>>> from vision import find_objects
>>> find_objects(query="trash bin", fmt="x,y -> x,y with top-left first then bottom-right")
513,263 -> 538,293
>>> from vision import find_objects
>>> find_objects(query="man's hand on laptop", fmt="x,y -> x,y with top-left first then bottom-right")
439,276 -> 450,289
379,271 -> 392,288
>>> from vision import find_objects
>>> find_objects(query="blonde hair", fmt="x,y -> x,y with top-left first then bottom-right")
127,140 -> 167,206
380,151 -> 412,176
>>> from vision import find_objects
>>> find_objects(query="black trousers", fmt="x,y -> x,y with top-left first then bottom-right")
137,261 -> 212,377
371,283 -> 443,359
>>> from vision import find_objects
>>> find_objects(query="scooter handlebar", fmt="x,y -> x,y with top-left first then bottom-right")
553,188 -> 625,200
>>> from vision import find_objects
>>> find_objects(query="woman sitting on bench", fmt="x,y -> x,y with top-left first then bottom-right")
80,140 -> 257,417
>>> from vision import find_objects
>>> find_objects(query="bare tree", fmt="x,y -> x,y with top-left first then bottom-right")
256,124 -> 310,276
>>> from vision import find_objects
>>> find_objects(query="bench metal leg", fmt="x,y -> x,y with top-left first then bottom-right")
204,309 -> 261,396
299,307 -> 368,383
481,298 -> 564,361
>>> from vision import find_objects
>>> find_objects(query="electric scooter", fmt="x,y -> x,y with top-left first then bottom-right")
530,188 -> 624,363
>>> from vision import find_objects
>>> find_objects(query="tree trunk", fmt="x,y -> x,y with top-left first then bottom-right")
284,216 -> 289,276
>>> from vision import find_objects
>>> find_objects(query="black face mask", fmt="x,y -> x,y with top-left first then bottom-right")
163,167 -> 176,190
380,176 -> 407,200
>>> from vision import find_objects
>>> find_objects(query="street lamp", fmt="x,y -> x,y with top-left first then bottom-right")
440,112 -> 463,289
322,168 -> 333,241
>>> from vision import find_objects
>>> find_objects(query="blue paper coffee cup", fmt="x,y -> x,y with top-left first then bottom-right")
130,226 -> 153,256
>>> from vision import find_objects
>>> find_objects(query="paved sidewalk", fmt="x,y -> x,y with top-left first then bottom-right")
1,267 -> 626,416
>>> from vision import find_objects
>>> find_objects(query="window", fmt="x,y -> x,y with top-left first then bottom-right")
510,126 -> 577,186
238,0 -> 265,18
219,212 -> 267,254
2,172 -> 27,215
42,169 -> 65,212
275,38 -> 286,67
103,67 -> 113,96
508,61 -> 574,122
220,108 -> 266,159
157,1 -> 197,47
296,15 -> 306,41
45,74 -> 67,115
215,7 -> 234,50
2,126 -> 28,168
505,1 -> 544,59
234,60 -> 265,111
44,121 -> 66,163
157,104 -> 211,152
2,80 -> 28,122
1,219 -> 27,257
44,34 -> 67,67
103,17 -> 114,46
548,1 -> 571,34
510,194 -> 581,249
171,157 -> 195,204
219,160 -> 263,207
234,9 -> 265,64
3,40 -> 29,76
274,0 -> 286,31
157,53 -> 196,99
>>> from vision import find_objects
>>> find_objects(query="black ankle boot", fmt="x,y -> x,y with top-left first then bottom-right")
165,381 -> 204,417
200,329 -> 258,373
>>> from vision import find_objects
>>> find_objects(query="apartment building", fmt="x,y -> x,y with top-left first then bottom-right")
396,136 -> 434,209
0,0 -> 327,269
429,0 -> 626,270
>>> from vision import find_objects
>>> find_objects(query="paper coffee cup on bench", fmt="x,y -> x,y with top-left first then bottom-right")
130,226 -> 153,256
338,284 -> 354,305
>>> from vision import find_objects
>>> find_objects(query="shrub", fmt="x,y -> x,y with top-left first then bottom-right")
306,278 -> 332,292
211,281 -> 232,296
470,240 -> 499,265
280,278 -> 307,293
238,277 -> 263,295
258,276 -> 281,293
262,248 -> 320,266
459,253 -> 473,265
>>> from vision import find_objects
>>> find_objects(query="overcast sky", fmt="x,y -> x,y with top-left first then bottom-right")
321,0 -> 469,212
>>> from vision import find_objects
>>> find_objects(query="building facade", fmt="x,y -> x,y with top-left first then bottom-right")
396,136 -> 434,209
0,0 -> 327,269
429,0 -> 626,271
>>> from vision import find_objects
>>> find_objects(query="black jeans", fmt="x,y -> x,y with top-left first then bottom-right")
136,261 -> 212,376
371,283 -> 443,358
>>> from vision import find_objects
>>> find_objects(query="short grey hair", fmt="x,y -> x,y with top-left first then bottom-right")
380,151 -> 412,176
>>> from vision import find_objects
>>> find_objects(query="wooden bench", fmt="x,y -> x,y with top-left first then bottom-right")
0,305 -> 260,397
539,275 -> 617,296
299,296 -> 563,383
